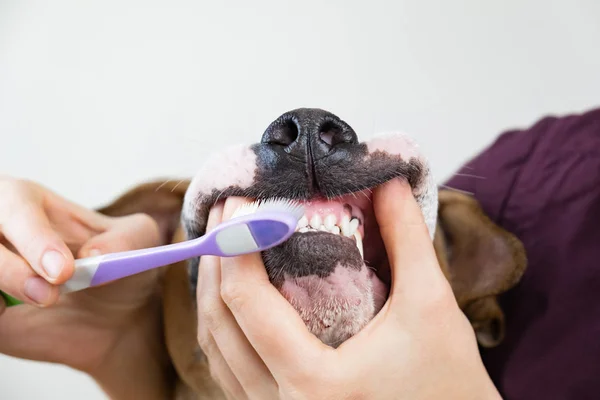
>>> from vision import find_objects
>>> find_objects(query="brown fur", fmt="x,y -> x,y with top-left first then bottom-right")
97,179 -> 527,399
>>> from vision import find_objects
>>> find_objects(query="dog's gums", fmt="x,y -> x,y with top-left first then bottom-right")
182,108 -> 438,347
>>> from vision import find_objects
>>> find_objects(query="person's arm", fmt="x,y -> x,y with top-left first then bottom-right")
0,177 -> 177,398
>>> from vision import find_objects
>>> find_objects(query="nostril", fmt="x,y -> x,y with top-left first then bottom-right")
266,118 -> 299,147
319,120 -> 353,147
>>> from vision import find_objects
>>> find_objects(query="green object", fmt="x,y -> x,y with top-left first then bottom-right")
1,291 -> 23,307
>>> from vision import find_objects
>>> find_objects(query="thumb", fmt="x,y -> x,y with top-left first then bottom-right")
78,213 -> 161,258
373,179 -> 449,304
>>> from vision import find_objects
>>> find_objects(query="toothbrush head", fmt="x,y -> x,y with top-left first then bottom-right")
213,199 -> 305,256
231,198 -> 305,220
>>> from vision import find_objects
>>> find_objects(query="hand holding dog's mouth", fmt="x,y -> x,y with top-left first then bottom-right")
196,179 -> 501,400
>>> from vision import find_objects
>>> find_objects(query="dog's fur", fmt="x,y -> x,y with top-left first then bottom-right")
97,109 -> 527,399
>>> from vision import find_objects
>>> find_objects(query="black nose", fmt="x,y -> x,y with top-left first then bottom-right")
261,108 -> 358,160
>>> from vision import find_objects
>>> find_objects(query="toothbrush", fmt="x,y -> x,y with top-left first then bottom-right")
0,198 -> 304,306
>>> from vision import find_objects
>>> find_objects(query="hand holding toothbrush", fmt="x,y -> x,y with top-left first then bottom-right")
0,176 -> 172,399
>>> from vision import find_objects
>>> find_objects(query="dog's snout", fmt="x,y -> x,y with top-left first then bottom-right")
262,108 -> 358,159
259,108 -> 363,197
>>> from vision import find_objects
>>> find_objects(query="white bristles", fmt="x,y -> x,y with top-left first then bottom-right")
230,198 -> 305,221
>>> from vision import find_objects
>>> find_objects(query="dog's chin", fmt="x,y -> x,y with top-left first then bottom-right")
262,213 -> 390,347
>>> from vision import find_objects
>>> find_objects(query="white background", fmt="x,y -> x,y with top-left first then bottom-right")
0,0 -> 598,398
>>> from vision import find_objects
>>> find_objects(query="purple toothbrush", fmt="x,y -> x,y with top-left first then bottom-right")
58,199 -> 304,294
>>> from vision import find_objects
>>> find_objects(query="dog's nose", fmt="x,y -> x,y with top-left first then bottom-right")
261,108 -> 358,160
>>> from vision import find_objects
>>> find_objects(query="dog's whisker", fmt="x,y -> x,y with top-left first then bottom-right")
440,185 -> 474,196
154,180 -> 172,192
452,173 -> 486,179
170,179 -> 186,192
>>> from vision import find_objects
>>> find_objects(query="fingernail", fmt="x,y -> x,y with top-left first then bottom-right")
41,250 -> 65,280
87,249 -> 102,257
24,277 -> 53,305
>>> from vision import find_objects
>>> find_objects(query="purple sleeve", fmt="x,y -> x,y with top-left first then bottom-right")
443,108 -> 600,399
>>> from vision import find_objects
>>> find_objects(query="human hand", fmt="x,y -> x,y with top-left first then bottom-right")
196,179 -> 501,399
0,176 -> 168,389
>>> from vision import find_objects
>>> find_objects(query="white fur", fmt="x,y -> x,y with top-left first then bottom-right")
365,132 -> 438,239
183,144 -> 257,223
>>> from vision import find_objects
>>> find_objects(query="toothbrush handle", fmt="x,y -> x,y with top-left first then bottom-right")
1,290 -> 22,306
62,238 -> 206,293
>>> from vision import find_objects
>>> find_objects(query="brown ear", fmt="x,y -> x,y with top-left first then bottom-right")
434,190 -> 527,347
97,179 -> 190,244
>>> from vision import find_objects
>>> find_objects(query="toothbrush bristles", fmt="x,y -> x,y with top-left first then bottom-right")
231,198 -> 305,221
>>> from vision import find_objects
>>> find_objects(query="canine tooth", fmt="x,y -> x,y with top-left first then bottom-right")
331,226 -> 340,235
297,216 -> 308,229
349,218 -> 359,235
354,232 -> 364,258
319,225 -> 328,231
324,214 -> 336,230
310,214 -> 322,229
340,215 -> 351,236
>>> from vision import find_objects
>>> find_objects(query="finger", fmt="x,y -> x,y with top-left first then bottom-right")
198,253 -> 278,398
204,336 -> 248,400
219,197 -> 329,377
196,201 -> 225,353
373,179 -> 451,302
77,213 -> 161,258
1,201 -> 74,284
197,205 -> 249,398
199,203 -> 278,395
197,256 -> 248,400
0,244 -> 59,306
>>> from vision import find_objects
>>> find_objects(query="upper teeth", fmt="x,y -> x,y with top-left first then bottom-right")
309,214 -> 322,229
298,216 -> 308,229
296,214 -> 360,237
324,214 -> 336,230
295,213 -> 364,258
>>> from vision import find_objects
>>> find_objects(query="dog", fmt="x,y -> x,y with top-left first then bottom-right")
97,108 -> 527,399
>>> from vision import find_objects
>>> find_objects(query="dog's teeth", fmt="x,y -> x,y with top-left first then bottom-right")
299,227 -> 309,233
331,226 -> 341,235
319,225 -> 328,232
340,215 -> 351,236
324,214 -> 336,230
354,232 -> 364,259
309,214 -> 322,229
348,218 -> 359,235
297,216 -> 308,229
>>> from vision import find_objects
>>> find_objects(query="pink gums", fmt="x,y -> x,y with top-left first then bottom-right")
299,196 -> 369,236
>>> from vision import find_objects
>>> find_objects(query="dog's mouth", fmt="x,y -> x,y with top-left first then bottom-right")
290,190 -> 390,292
183,114 -> 437,347
266,190 -> 391,346
203,188 -> 391,347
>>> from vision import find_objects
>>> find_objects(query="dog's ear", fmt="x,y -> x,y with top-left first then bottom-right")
97,179 -> 190,244
433,190 -> 527,348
